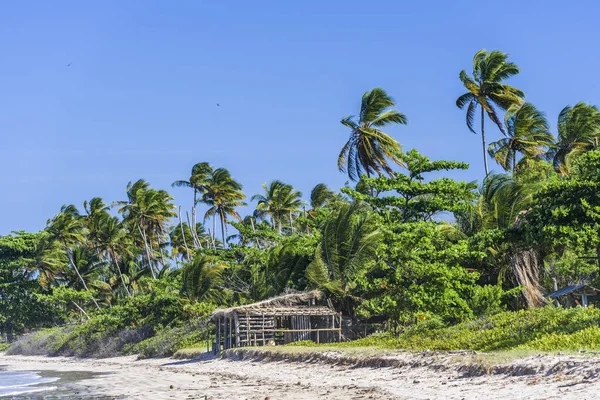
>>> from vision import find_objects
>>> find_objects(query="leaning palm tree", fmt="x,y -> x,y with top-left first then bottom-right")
45,205 -> 101,310
306,203 -> 381,315
548,102 -> 600,175
457,49 -> 524,176
488,103 -> 554,173
252,180 -> 304,233
200,168 -> 246,246
339,88 -> 407,181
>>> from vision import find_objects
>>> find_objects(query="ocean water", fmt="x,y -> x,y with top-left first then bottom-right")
0,371 -> 57,398
0,369 -> 113,399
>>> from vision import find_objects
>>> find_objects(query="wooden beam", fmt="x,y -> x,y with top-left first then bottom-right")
234,312 -> 240,348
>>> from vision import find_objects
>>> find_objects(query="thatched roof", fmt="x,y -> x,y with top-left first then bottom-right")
210,289 -> 329,319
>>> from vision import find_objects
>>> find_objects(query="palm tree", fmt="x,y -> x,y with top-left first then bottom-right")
548,102 -> 600,175
172,162 -> 213,247
310,183 -> 336,209
115,180 -> 176,277
45,205 -> 101,310
252,180 -> 304,233
170,223 -> 210,260
339,88 -> 407,181
200,168 -> 246,246
306,203 -> 381,315
181,254 -> 228,303
488,103 -> 554,173
95,215 -> 133,297
457,49 -> 524,176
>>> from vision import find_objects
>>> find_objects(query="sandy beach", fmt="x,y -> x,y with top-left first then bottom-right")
2,351 -> 600,399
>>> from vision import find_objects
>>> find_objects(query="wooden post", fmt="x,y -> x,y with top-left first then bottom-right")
222,317 -> 226,350
215,317 -> 221,353
234,312 -> 240,348
338,313 -> 342,342
228,317 -> 233,348
316,329 -> 320,344
262,314 -> 265,346
246,313 -> 250,347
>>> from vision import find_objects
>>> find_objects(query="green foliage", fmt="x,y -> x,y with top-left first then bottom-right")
457,49 -> 524,175
130,320 -> 208,358
488,103 -> 554,173
359,222 -> 479,324
344,149 -> 477,223
0,233 -> 65,340
307,203 -> 382,313
351,306 -> 600,352
339,88 -> 407,181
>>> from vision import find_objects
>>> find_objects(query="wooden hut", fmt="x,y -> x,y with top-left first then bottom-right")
210,290 -> 341,352
546,284 -> 600,307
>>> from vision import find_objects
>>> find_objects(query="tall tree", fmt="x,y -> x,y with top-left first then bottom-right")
339,88 -> 407,181
548,102 -> 600,175
200,168 -> 246,246
252,180 -> 304,233
457,49 -> 524,176
488,103 -> 554,173
45,205 -> 101,310
344,149 -> 477,223
115,180 -> 176,277
171,162 -> 213,247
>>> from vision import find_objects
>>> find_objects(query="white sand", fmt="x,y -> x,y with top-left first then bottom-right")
1,352 -> 600,399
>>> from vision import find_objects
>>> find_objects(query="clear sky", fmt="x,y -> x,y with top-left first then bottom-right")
2,0 -> 599,234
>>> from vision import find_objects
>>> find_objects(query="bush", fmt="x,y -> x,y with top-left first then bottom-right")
347,306 -> 600,352
130,319 -> 208,358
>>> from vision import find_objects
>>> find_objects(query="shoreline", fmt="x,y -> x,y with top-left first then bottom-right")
1,350 -> 600,399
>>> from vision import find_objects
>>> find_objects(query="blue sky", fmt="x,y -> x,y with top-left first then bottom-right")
1,0 -> 599,234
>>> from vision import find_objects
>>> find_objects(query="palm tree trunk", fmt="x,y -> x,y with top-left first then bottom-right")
63,243 -> 101,310
137,224 -> 157,279
219,209 -> 227,248
213,215 -> 217,246
185,211 -> 201,249
178,207 -> 190,258
110,250 -> 132,298
481,106 -> 489,176
513,149 -> 517,175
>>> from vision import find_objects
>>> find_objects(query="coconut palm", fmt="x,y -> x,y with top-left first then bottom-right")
95,215 -> 134,297
252,180 -> 304,233
488,103 -> 554,173
306,203 -> 381,314
339,88 -> 407,181
457,49 -> 524,176
200,168 -> 246,246
170,223 -> 210,260
310,183 -> 336,209
181,254 -> 228,302
172,162 -> 213,247
115,180 -> 176,277
45,205 -> 101,310
548,102 -> 600,175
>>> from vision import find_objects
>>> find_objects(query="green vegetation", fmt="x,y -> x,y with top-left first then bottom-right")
3,48 -> 600,357
342,306 -> 600,352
